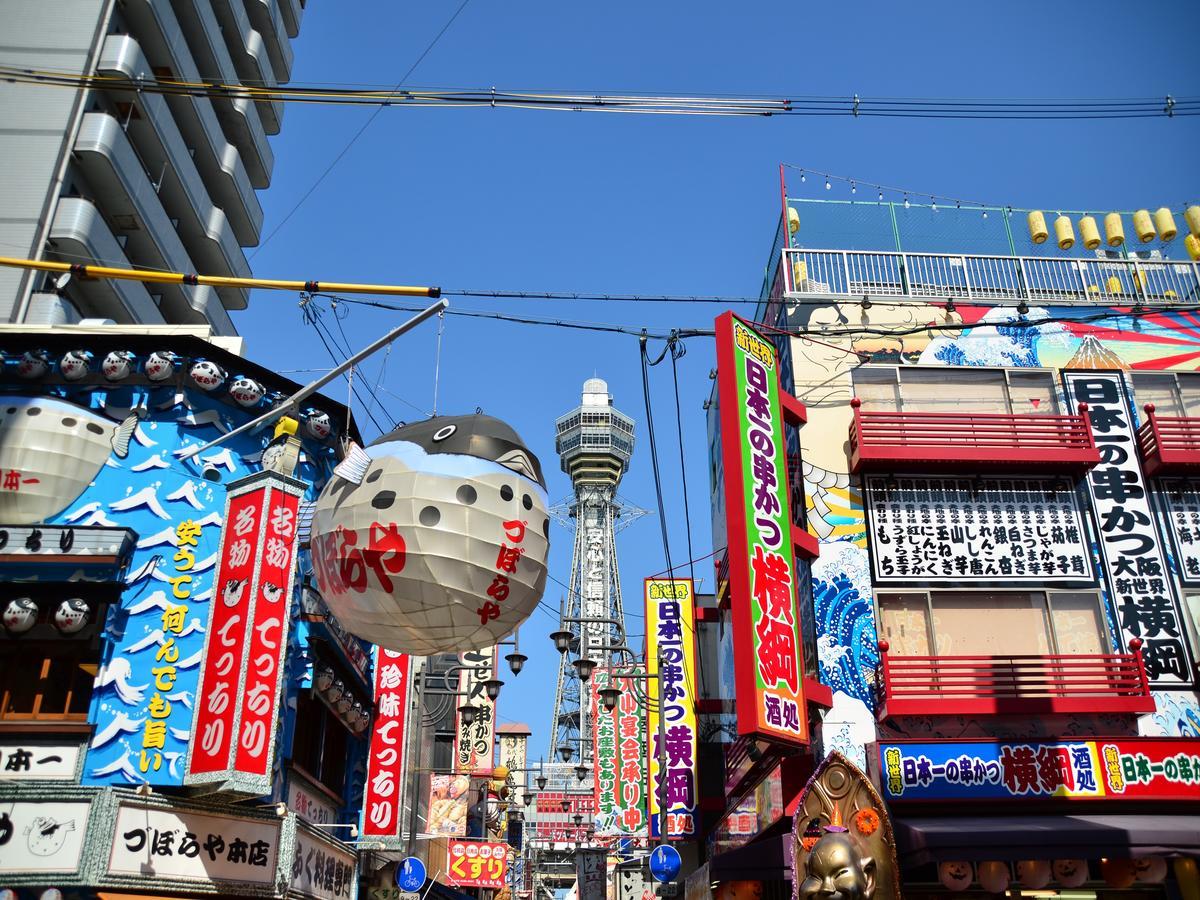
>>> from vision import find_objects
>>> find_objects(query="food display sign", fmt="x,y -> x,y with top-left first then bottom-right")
878,739 -> 1200,802
713,312 -> 809,745
590,667 -> 648,838
863,475 -> 1095,585
447,839 -> 508,889
427,774 -> 470,836
362,649 -> 411,839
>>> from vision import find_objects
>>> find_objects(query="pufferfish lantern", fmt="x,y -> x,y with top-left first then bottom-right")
228,376 -> 266,407
189,359 -> 226,391
144,350 -> 179,382
102,350 -> 136,381
310,414 -> 549,654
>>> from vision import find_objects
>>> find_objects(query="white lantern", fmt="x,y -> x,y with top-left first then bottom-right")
144,350 -> 178,382
1134,857 -> 1168,884
1053,859 -> 1089,888
16,350 -> 51,379
314,665 -> 335,693
60,350 -> 92,381
977,861 -> 1010,894
53,598 -> 90,634
1101,859 -> 1137,889
2,598 -> 39,634
1017,860 -> 1051,890
335,693 -> 353,714
325,679 -> 345,705
305,408 -> 332,440
310,414 -> 550,655
937,861 -> 973,891
229,376 -> 266,407
102,351 -> 136,381
189,359 -> 226,391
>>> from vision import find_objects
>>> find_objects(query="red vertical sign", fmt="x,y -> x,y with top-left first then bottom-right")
362,649 -> 411,838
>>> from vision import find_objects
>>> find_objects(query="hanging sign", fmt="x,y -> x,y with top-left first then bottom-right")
863,475 -> 1095,585
0,742 -> 81,780
1157,478 -> 1200,587
454,646 -> 497,775
184,470 -> 305,794
878,739 -> 1200,803
576,848 -> 607,900
427,774 -> 470,836
362,649 -> 411,839
290,828 -> 358,900
447,839 -> 508,889
591,667 -> 648,839
646,578 -> 698,841
712,312 -> 810,746
1063,373 -> 1194,685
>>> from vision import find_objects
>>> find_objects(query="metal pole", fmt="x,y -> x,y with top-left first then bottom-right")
655,649 -> 666,847
179,298 -> 448,459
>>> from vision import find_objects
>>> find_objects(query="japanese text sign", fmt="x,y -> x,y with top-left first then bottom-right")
591,667 -> 648,839
646,578 -> 698,840
864,475 -> 1095,585
713,312 -> 809,745
185,470 -> 304,794
291,828 -> 358,900
878,739 -> 1200,802
454,646 -> 497,774
576,848 -> 607,900
531,791 -> 594,844
1063,372 -> 1194,685
447,839 -> 508,889
1159,478 -> 1200,587
362,649 -> 411,839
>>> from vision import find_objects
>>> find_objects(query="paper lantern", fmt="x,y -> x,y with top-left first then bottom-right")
977,861 -> 1010,894
1175,857 -> 1200,900
144,350 -> 178,382
305,408 -> 332,440
60,350 -> 92,381
1105,212 -> 1126,247
53,599 -> 90,634
102,350 -> 136,381
1017,860 -> 1052,890
1054,215 -> 1075,250
938,861 -> 973,891
787,208 -> 800,235
1028,210 -> 1049,244
2,598 -> 38,634
1079,216 -> 1101,250
1154,207 -> 1178,242
1100,858 -> 1136,889
1187,233 -> 1200,261
1053,859 -> 1089,888
1133,209 -> 1156,243
1187,206 -> 1200,238
228,376 -> 266,407
1134,856 -> 1168,884
16,350 -> 51,379
189,359 -> 226,391
311,414 -> 550,655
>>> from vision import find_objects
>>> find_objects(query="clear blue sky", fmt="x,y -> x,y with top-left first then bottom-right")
234,0 -> 1200,760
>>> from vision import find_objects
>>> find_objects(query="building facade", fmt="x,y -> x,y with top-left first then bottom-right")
0,0 -> 305,332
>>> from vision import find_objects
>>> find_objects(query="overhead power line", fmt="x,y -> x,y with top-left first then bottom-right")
2,65 -> 1195,120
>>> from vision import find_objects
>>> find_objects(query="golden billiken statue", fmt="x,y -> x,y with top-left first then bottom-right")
798,826 -> 876,900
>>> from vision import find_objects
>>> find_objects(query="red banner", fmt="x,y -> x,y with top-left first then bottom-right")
361,649 -> 411,838
185,471 -> 305,794
447,839 -> 508,889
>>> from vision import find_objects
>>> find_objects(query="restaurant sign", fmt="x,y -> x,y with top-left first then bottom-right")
712,312 -> 809,746
590,667 -> 648,838
447,839 -> 507,889
878,739 -> 1200,802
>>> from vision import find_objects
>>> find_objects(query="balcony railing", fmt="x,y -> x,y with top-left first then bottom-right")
875,640 -> 1155,717
782,247 -> 1200,304
1137,403 -> 1200,478
848,398 -> 1100,472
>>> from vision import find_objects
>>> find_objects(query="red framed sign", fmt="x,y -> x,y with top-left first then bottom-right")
713,312 -> 810,746
447,839 -> 508,889
361,649 -> 411,839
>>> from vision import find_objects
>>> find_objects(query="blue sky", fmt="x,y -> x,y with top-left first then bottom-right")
233,0 -> 1200,760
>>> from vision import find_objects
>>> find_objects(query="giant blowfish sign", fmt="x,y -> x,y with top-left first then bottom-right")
311,414 -> 550,654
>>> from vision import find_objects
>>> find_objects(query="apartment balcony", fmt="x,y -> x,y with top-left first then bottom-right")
277,0 -> 303,38
245,0 -> 294,82
848,398 -> 1100,473
210,0 -> 284,133
875,640 -> 1155,718
1137,404 -> 1200,478
781,247 -> 1200,305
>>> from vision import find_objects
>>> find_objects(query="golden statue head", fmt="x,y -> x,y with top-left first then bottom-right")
798,828 -> 876,900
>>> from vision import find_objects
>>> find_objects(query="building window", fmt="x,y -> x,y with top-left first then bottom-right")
852,367 -> 1059,415
290,690 -> 350,796
877,590 -> 1109,657
0,642 -> 99,721
1131,372 -> 1200,417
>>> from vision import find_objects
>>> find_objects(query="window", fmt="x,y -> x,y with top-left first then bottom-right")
852,367 -> 1059,415
877,591 -> 1110,657
0,642 -> 99,721
1131,372 -> 1200,418
290,691 -> 351,796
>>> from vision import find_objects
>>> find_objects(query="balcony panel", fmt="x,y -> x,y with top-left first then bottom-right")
848,401 -> 1099,473
210,0 -> 283,133
1137,405 -> 1200,478
876,650 -> 1155,718
245,0 -> 294,82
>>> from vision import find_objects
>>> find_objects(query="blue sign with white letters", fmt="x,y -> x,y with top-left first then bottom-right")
396,856 -> 427,891
649,844 -> 681,883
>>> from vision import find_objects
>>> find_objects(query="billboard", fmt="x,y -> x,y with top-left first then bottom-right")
362,649 -> 411,839
185,471 -> 304,794
454,646 -> 498,774
447,839 -> 508,889
712,312 -> 810,746
428,774 -> 471,836
646,578 -> 698,840
591,667 -> 648,839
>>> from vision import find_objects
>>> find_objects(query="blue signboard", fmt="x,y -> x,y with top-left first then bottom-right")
649,844 -> 681,883
396,856 -> 427,891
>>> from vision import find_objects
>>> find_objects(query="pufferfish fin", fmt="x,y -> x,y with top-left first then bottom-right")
333,441 -> 371,485
111,415 -> 139,459
495,448 -> 538,482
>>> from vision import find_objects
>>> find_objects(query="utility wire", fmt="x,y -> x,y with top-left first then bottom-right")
668,340 -> 696,585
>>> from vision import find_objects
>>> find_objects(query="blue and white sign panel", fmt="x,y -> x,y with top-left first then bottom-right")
649,844 -> 681,883
395,857 -> 427,891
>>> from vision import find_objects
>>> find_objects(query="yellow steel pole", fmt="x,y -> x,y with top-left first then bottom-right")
0,256 -> 440,298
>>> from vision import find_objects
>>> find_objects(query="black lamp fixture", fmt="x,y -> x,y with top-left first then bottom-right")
558,744 -> 574,763
550,630 -> 573,654
572,814 -> 583,827
523,792 -> 533,807
458,703 -> 478,726
484,678 -> 504,701
536,774 -> 548,791
598,685 -> 621,712
561,799 -> 571,813
574,764 -> 588,782
505,650 -> 528,675
1017,300 -> 1030,316
572,657 -> 597,683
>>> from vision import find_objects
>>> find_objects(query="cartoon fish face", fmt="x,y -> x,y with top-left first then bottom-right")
229,376 -> 265,407
144,351 -> 177,382
0,397 -> 138,525
222,579 -> 247,607
60,350 -> 92,381
311,414 -> 550,655
102,351 -> 136,381
189,360 -> 226,391
53,598 -> 90,633
2,598 -> 39,634
16,350 -> 51,379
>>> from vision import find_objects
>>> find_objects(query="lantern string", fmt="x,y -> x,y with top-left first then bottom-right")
432,311 -> 446,417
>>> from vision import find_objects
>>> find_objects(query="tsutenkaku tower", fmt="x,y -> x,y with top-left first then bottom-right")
548,377 -> 636,769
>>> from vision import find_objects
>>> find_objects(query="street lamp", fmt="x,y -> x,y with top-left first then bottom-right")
523,792 -> 533,807
484,678 -> 505,701
574,764 -> 588,782
536,773 -> 548,790
558,744 -> 574,763
550,629 -> 573,654
572,814 -> 583,828
560,799 -> 570,813
505,650 -> 528,675
598,685 -> 621,712
572,657 -> 597,683
458,703 -> 478,726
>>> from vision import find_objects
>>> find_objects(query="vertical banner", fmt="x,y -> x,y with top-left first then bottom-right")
185,471 -> 304,794
455,646 -> 498,774
591,668 -> 647,839
362,649 -> 411,839
713,312 -> 810,745
498,729 -> 529,786
576,848 -> 607,900
645,578 -> 698,840
1063,372 -> 1194,685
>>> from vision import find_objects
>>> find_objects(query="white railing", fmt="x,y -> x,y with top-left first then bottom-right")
783,247 -> 1200,304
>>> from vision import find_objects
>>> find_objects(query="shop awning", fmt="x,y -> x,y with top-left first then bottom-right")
710,834 -> 793,881
894,814 -> 1200,866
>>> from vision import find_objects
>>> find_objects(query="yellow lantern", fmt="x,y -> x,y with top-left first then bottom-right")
1054,215 -> 1075,250
1186,205 -> 1200,238
1028,210 -> 1049,244
1154,207 -> 1178,242
1134,209 -> 1156,243
787,207 -> 800,235
792,258 -> 807,288
492,764 -> 510,781
1186,233 -> 1200,262
1106,276 -> 1123,295
1079,216 -> 1101,250
1105,212 -> 1126,247
1175,857 -> 1200,900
